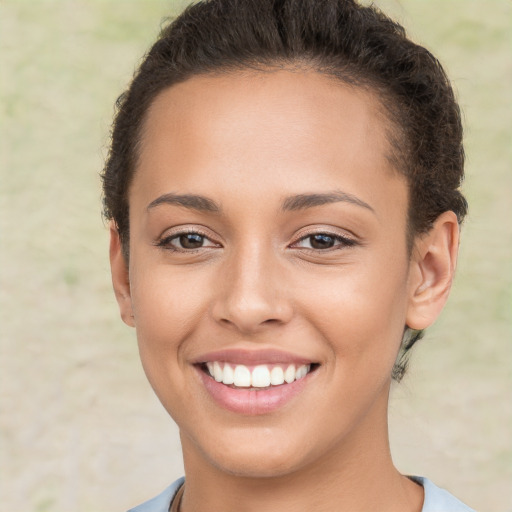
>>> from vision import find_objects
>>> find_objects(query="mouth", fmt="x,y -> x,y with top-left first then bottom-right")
199,361 -> 318,389
192,350 -> 320,415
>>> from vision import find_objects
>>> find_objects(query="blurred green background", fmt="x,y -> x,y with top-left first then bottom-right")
1,1 -> 510,510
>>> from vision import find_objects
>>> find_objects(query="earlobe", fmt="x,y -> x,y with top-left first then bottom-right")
109,222 -> 135,327
406,211 -> 460,330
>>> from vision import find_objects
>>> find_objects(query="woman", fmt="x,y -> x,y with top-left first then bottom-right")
102,0 -> 474,510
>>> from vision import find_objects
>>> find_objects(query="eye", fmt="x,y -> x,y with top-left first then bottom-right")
293,232 -> 356,251
157,230 -> 219,252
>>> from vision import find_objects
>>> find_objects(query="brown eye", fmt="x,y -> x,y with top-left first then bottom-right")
178,233 -> 205,249
309,234 -> 335,249
292,232 -> 357,251
157,230 -> 219,252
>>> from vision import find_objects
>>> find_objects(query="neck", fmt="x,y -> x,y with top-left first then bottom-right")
179,391 -> 423,512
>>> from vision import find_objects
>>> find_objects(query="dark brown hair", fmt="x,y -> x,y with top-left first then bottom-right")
101,0 -> 467,379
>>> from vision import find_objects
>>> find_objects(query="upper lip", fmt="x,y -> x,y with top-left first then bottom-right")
192,348 -> 316,366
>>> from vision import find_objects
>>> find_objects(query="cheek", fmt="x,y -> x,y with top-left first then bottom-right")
131,264 -> 210,335
297,261 -> 409,370
129,265 -> 212,388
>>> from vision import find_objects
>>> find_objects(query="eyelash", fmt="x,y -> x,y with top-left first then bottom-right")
293,232 -> 358,251
155,229 -> 358,253
155,228 -> 216,253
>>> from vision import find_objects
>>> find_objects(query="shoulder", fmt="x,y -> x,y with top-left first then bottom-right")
127,477 -> 185,512
129,476 -> 476,512
411,476 -> 476,512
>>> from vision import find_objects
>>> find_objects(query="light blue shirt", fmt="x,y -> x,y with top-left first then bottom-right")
128,476 -> 475,512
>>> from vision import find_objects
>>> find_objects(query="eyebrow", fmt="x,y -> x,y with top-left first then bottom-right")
147,193 -> 221,213
281,191 -> 375,213
146,190 -> 374,214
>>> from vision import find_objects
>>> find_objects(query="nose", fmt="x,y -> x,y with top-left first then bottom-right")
211,242 -> 293,335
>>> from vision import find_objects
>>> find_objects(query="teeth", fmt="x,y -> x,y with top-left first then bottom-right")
296,365 -> 308,380
205,362 -> 312,388
284,365 -> 296,384
251,365 -> 271,387
233,365 -> 251,387
222,363 -> 234,385
213,361 -> 223,382
270,366 -> 285,385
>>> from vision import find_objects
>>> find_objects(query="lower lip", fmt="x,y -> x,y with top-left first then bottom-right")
197,367 -> 312,415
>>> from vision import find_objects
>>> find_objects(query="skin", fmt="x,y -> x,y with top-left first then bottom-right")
110,69 -> 459,511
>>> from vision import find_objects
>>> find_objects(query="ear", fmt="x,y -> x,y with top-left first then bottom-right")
109,222 -> 135,327
406,211 -> 460,330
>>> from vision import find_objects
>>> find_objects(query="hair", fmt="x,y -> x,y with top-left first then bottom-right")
101,0 -> 467,380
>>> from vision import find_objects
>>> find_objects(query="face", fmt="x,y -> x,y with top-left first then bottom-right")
116,69 -> 417,477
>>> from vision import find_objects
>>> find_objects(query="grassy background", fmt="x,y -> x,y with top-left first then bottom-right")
1,1 -> 510,510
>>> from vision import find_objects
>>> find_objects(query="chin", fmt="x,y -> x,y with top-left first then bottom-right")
184,423 -> 319,479
209,449 -> 306,479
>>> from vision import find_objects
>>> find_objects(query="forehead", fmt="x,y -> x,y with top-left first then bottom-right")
132,69 -> 406,221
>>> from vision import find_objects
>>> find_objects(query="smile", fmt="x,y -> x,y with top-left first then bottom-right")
193,350 -> 319,415
205,362 -> 312,388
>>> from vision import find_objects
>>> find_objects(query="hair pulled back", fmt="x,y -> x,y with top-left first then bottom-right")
101,0 -> 467,380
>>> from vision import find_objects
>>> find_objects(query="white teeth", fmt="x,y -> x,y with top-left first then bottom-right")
295,364 -> 309,380
233,365 -> 252,387
251,365 -> 271,387
213,361 -> 223,382
205,362 -> 312,387
284,364 -> 296,383
270,366 -> 285,385
222,363 -> 234,385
